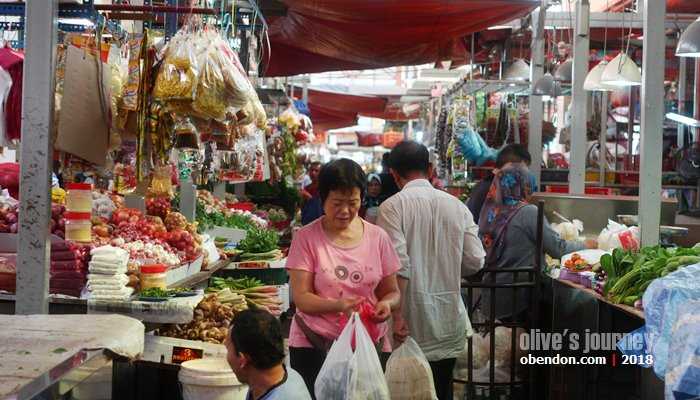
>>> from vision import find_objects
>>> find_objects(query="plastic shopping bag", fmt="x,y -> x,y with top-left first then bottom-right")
385,337 -> 437,400
315,313 -> 390,400
597,219 -> 640,251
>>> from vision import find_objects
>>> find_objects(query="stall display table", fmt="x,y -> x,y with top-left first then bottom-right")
0,314 -> 144,399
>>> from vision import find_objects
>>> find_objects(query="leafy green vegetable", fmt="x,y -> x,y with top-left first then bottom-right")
52,348 -> 67,354
605,245 -> 700,304
236,227 -> 279,254
140,287 -> 171,298
208,277 -> 263,292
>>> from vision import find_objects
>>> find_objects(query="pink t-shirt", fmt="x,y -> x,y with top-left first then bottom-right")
286,218 -> 401,351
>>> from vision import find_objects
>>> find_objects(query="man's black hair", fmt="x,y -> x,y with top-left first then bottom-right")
229,309 -> 285,370
496,144 -> 532,168
318,158 -> 366,204
388,141 -> 430,178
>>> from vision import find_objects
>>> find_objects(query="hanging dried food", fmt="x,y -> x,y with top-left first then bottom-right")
153,35 -> 198,101
173,117 -> 200,150
192,48 -> 227,121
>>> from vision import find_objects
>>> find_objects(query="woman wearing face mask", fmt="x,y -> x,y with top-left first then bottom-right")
286,159 -> 401,397
478,162 -> 596,321
360,173 -> 383,224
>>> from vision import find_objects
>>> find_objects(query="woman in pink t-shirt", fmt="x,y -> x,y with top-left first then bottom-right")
286,158 -> 401,397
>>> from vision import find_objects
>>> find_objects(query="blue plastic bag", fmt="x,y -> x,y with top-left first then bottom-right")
454,123 -> 498,166
617,263 -> 700,399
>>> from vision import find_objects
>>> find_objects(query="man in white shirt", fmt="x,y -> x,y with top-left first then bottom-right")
377,141 -> 485,400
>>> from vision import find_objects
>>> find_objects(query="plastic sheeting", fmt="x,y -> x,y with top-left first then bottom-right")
306,88 -> 387,132
617,263 -> 700,400
264,1 -> 538,76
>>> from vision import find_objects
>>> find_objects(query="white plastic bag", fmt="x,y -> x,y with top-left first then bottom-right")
314,313 -> 390,400
552,219 -> 584,241
385,337 -> 437,400
597,219 -> 640,251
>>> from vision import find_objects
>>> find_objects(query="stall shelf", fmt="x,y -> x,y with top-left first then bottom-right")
0,314 -> 144,400
548,276 -> 664,400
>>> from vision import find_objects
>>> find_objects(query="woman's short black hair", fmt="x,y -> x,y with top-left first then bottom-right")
388,141 -> 430,178
318,158 -> 366,204
229,309 -> 285,370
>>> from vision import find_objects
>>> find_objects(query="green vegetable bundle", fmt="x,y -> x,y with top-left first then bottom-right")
236,227 -> 279,255
209,277 -> 264,292
601,245 -> 700,305
195,201 -> 255,233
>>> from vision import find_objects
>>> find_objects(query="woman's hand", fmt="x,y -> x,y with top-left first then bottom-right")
372,300 -> 392,322
335,296 -> 364,315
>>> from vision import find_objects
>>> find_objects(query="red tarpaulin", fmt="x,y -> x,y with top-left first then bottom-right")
305,88 -> 387,133
263,0 -> 539,77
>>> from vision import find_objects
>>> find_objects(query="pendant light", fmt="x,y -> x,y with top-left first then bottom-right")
601,8 -> 641,87
505,36 -> 530,81
533,72 -> 562,97
554,58 -> 573,82
676,17 -> 700,57
532,28 -> 562,97
505,59 -> 531,81
601,52 -> 641,86
585,0 -> 614,91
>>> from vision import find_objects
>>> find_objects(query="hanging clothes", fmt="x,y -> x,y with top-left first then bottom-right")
0,47 -> 23,143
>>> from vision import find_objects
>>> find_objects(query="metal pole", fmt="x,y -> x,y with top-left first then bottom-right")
599,92 -> 608,186
695,60 -> 700,143
470,34 -> 475,80
569,0 -> 590,194
16,0 -> 58,315
639,0 -> 666,246
529,1 -> 547,187
678,56 -> 687,148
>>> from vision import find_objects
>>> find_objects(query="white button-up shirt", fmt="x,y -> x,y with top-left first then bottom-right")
377,179 -> 485,361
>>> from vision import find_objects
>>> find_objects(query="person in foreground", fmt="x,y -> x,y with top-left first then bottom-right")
225,309 -> 311,400
478,162 -> 595,320
377,141 -> 485,400
286,158 -> 402,397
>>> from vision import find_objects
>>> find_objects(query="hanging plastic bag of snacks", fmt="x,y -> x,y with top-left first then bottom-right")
173,117 -> 200,150
148,164 -> 175,198
153,35 -> 199,101
212,39 -> 254,108
192,48 -> 227,121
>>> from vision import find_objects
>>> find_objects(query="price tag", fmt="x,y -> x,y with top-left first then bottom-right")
171,346 -> 204,364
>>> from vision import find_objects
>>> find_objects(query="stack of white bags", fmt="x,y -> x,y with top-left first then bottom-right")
88,245 -> 133,301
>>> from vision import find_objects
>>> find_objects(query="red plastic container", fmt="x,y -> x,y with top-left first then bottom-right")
545,185 -> 614,195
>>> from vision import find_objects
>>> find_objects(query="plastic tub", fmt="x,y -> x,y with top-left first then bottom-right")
66,183 -> 93,212
179,358 -> 247,400
64,212 -> 92,243
140,264 -> 168,290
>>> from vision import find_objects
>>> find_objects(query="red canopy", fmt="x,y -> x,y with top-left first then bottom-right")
263,0 -> 539,77
305,88 -> 387,132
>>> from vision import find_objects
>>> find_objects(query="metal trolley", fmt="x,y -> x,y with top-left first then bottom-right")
456,201 -> 545,400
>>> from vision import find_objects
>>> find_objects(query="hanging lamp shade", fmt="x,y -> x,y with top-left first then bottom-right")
554,58 -> 573,82
532,73 -> 562,97
676,17 -> 700,57
601,53 -> 641,87
504,59 -> 530,81
584,61 -> 613,91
